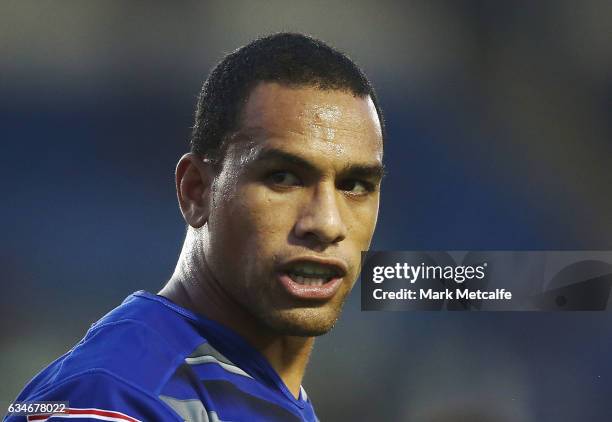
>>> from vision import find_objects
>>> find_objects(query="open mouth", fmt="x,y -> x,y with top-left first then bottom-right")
277,258 -> 347,299
286,263 -> 339,286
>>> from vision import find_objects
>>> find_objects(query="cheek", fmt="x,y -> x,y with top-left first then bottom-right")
345,201 -> 379,247
222,187 -> 296,254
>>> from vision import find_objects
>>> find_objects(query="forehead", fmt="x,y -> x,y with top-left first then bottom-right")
232,82 -> 383,164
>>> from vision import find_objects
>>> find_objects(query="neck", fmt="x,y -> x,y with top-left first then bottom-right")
158,228 -> 313,399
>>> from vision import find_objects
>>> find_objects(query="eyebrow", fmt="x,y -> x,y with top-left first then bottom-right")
246,147 -> 386,182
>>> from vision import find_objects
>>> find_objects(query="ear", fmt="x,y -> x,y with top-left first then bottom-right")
175,153 -> 214,228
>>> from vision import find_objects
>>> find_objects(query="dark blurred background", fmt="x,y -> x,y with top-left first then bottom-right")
2,1 -> 612,420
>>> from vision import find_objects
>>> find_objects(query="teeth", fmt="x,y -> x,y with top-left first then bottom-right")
290,263 -> 337,277
290,273 -> 326,286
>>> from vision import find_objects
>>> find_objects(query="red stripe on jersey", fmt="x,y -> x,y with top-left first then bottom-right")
27,407 -> 141,422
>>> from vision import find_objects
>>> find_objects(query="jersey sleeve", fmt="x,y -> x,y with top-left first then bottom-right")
4,370 -> 181,422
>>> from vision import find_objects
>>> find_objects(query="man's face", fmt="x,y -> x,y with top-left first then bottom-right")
204,82 -> 383,336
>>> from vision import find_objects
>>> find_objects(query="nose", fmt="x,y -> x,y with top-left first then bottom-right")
294,184 -> 347,245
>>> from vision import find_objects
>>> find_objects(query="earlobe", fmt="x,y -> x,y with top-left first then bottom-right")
175,153 -> 213,228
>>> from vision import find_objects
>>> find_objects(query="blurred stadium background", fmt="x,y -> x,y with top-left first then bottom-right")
2,1 -> 612,420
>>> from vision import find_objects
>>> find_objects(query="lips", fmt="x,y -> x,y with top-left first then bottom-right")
277,256 -> 348,300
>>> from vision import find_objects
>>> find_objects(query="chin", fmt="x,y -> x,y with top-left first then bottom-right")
261,306 -> 342,337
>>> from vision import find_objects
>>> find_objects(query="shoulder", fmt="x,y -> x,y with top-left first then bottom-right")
8,292 -> 205,421
52,293 -> 203,391
5,370 -> 180,422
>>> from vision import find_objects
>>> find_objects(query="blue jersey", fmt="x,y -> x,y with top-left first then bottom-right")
5,291 -> 319,422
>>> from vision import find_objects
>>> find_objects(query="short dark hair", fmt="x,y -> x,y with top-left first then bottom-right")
190,32 -> 385,164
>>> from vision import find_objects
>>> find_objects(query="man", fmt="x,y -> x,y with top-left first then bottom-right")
6,33 -> 385,422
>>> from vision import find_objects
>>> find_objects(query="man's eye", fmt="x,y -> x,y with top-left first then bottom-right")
338,179 -> 373,195
267,171 -> 302,187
